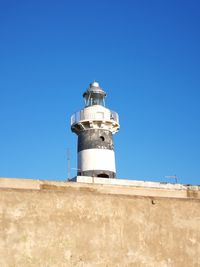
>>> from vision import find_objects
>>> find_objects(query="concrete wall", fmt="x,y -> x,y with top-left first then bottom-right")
0,177 -> 200,267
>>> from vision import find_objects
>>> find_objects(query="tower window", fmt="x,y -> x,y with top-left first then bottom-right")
100,136 -> 105,141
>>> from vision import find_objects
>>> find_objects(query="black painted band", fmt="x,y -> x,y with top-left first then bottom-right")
78,170 -> 116,178
78,129 -> 114,152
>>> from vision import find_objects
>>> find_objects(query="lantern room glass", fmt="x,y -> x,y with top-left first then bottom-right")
84,93 -> 105,107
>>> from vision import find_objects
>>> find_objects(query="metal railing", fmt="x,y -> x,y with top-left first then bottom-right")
71,110 -> 119,126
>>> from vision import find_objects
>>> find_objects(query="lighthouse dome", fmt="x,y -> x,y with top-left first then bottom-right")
91,81 -> 100,87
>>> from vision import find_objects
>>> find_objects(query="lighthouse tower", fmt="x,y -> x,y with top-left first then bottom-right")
71,81 -> 120,178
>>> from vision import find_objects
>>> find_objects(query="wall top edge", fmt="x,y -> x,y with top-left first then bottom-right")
0,177 -> 199,199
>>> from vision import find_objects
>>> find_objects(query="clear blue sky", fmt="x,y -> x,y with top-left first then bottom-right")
0,0 -> 200,184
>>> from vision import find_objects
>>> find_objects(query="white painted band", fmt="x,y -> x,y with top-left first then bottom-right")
78,149 -> 116,173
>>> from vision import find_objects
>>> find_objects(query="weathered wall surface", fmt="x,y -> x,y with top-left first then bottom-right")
0,178 -> 200,267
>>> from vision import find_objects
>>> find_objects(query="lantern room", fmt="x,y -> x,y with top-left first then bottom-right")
83,81 -> 106,107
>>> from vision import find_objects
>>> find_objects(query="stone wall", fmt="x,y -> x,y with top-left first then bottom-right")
0,177 -> 200,267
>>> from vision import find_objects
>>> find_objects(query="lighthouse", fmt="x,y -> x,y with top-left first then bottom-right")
71,81 -> 120,178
